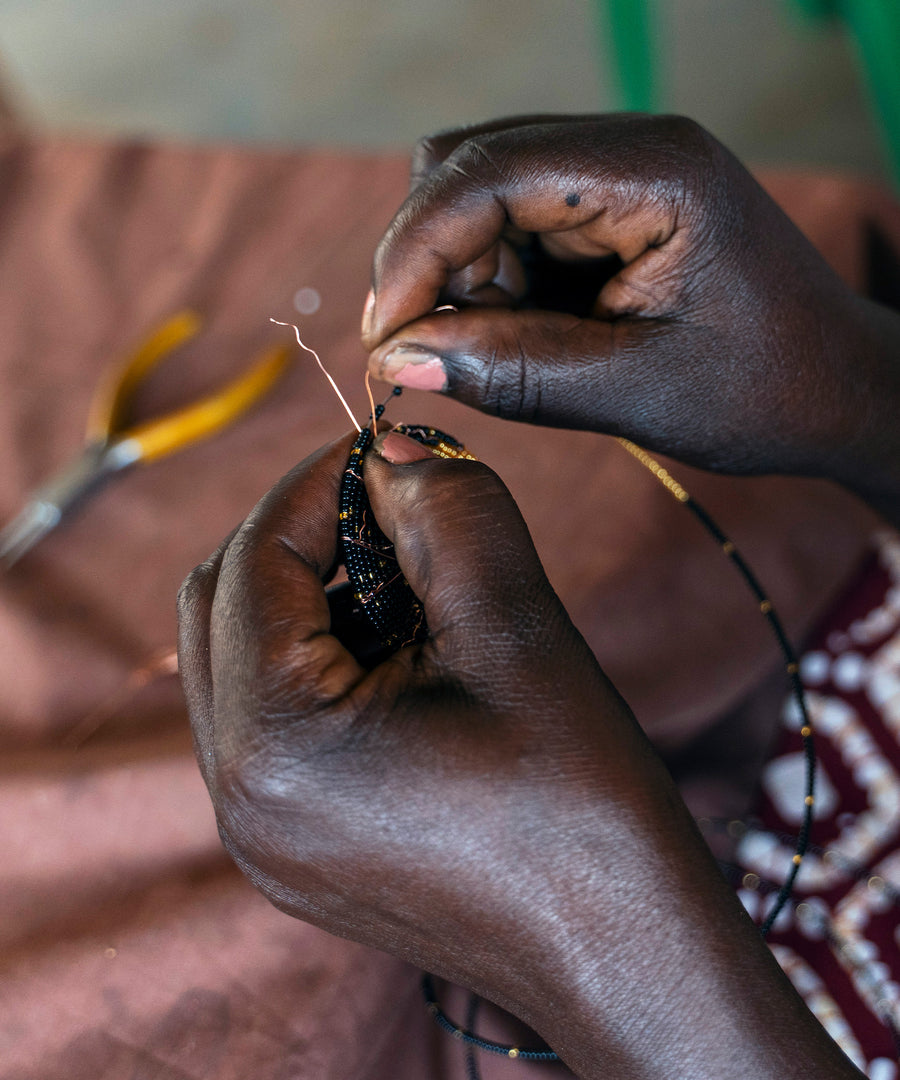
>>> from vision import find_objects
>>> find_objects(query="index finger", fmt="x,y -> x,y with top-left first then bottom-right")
197,433 -> 368,769
409,114 -> 592,189
363,115 -> 705,350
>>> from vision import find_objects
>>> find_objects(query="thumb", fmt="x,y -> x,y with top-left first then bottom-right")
362,432 -> 580,681
366,306 -> 685,436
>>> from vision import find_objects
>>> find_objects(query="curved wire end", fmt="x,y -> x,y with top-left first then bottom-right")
270,318 -> 361,433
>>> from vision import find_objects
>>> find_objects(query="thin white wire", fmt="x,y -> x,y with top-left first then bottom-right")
270,318 -> 361,432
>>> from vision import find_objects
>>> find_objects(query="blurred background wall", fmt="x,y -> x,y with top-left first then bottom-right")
0,0 -> 889,180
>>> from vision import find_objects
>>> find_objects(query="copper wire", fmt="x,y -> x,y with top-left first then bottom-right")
364,370 -> 378,435
270,318 -> 362,433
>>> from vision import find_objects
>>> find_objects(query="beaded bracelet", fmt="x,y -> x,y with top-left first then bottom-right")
337,401 -> 475,653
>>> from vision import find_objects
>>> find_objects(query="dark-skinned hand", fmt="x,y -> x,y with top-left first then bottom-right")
178,430 -> 863,1079
362,115 -> 900,523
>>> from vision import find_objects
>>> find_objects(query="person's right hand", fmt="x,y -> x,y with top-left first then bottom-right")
178,429 -> 865,1080
362,115 -> 900,501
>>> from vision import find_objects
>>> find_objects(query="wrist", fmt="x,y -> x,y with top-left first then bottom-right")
488,798 -> 864,1079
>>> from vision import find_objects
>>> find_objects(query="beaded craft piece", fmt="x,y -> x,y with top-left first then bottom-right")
338,409 -> 476,653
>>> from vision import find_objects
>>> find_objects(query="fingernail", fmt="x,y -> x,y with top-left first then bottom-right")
378,347 -> 447,392
372,431 -> 438,464
361,288 -> 376,336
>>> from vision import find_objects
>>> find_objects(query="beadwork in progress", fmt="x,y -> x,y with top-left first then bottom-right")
339,418 -> 476,652
271,319 -> 477,659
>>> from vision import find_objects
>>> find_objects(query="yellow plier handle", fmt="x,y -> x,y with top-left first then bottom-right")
86,311 -> 292,464
125,343 -> 291,463
87,310 -> 202,444
1,312 -> 292,570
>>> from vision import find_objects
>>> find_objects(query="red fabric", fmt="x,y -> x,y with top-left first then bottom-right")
737,532 -> 900,1073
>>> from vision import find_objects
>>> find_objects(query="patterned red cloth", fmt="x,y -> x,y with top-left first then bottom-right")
736,531 -> 900,1076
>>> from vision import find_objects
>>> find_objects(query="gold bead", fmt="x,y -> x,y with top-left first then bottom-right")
804,795 -> 815,806
792,854 -> 803,866
760,600 -> 773,614
508,1049 -> 520,1059
786,662 -> 799,675
800,726 -> 812,738
722,541 -> 735,555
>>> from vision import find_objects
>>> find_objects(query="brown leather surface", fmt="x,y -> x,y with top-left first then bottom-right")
0,131 -> 893,1078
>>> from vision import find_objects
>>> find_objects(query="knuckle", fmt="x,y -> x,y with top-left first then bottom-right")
207,720 -> 361,906
410,126 -> 472,188
215,743 -> 279,818
646,113 -> 711,149
210,764 -> 271,862
480,334 -> 540,422
176,529 -> 237,619
653,115 -> 724,176
652,113 -> 707,139
210,737 -> 305,861
445,134 -> 505,189
409,134 -> 443,186
176,559 -> 214,618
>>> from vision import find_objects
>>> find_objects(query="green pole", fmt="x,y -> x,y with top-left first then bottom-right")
594,0 -> 660,113
790,0 -> 900,185
841,0 -> 900,185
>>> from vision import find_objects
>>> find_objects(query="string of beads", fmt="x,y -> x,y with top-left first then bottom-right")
422,975 -> 559,1064
616,438 -> 816,934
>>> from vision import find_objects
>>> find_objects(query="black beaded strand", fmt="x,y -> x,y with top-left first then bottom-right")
422,975 -> 560,1064
338,407 -> 475,654
464,993 -> 484,1080
616,438 -> 816,936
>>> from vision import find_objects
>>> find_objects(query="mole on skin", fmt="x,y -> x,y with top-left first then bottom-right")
565,192 -> 581,207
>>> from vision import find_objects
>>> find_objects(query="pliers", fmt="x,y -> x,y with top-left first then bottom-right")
0,311 -> 291,570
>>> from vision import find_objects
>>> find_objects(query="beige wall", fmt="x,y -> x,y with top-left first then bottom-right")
0,0 -> 887,179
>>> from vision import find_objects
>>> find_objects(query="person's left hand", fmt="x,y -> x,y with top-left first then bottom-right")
177,429 -> 661,994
